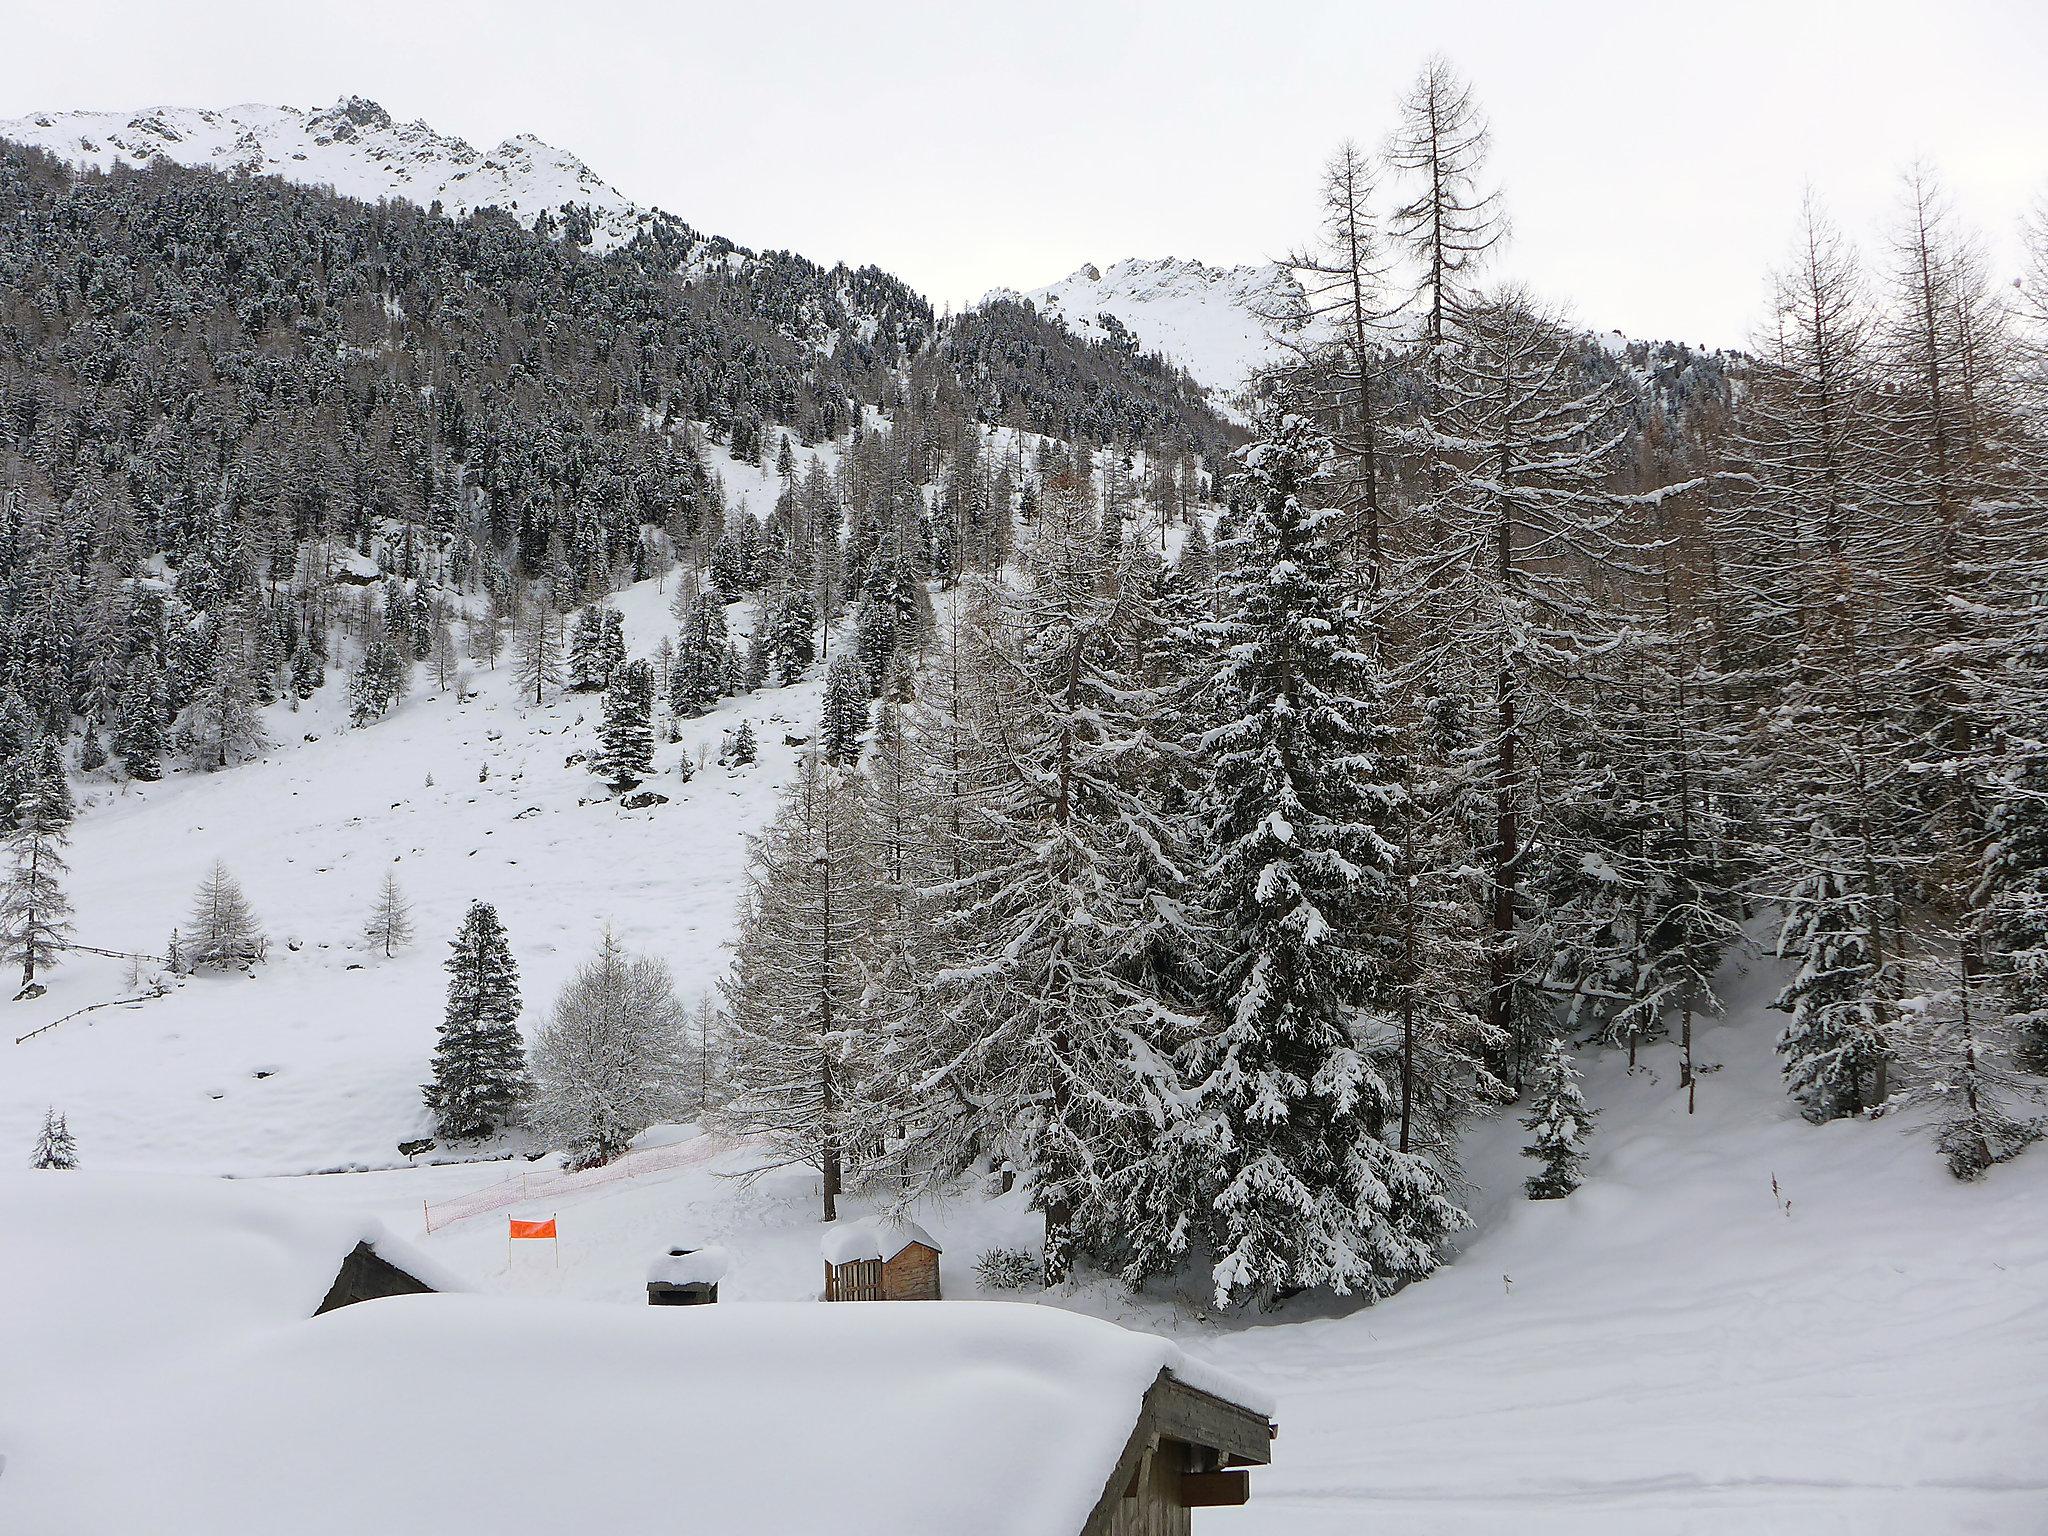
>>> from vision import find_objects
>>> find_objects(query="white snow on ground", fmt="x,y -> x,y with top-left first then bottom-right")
0,97 -> 656,251
1198,963 -> 2048,1536
987,257 -> 1304,394
3,559 -> 2044,1532
7,1296 -> 1261,1536
1,571 -> 813,1173
0,1170 -> 456,1420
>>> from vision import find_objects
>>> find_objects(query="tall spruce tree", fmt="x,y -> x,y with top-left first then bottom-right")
915,470 -> 1199,1284
594,659 -> 655,793
1196,406 -> 1463,1307
1521,1035 -> 1594,1198
113,656 -> 165,781
1773,867 -> 1890,1120
818,654 -> 871,766
424,900 -> 529,1140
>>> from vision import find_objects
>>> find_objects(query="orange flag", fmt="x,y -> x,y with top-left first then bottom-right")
508,1217 -> 558,1240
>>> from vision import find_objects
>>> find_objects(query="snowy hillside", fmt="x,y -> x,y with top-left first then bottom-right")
0,96 -> 656,251
6,614 -> 2042,1534
70,946 -> 2041,1536
0,570 -> 814,1174
988,257 -> 1303,395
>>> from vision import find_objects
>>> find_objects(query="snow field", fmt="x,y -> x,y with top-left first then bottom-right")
1,560 -> 2041,1536
2,571 -> 818,1173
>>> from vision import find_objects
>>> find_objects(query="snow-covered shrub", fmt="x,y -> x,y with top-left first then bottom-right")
974,1246 -> 1039,1291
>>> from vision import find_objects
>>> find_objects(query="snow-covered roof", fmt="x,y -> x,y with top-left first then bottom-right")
0,1170 -> 461,1427
9,1295 -> 1270,1536
646,1243 -> 730,1287
821,1214 -> 940,1264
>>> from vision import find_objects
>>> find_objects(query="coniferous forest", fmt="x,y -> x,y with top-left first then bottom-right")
3,56 -> 2045,1317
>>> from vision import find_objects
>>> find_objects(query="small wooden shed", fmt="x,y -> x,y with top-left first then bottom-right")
646,1243 -> 729,1306
317,1240 -> 440,1313
821,1217 -> 942,1301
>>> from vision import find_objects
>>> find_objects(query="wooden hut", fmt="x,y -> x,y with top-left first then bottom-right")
820,1217 -> 942,1301
1082,1368 -> 1273,1535
646,1243 -> 728,1305
316,1239 -> 440,1312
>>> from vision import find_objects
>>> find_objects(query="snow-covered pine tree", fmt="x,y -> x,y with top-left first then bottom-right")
287,638 -> 323,702
1773,865 -> 1891,1120
185,861 -> 266,970
567,606 -> 607,691
911,467 -> 1202,1286
528,930 -> 691,1169
818,654 -> 870,766
727,719 -> 759,768
184,620 -> 267,770
29,1106 -> 77,1169
851,696 -> 930,1122
1083,540 -> 1222,1287
764,590 -> 817,686
1114,540 -> 1213,1012
1728,200 -> 1919,1114
669,593 -> 726,719
408,584 -> 435,663
423,900 -> 529,1140
113,656 -> 166,780
593,659 -> 655,793
363,867 -> 414,959
1196,405 -> 1464,1307
1521,1035 -> 1594,1198
852,594 -> 897,698
722,753 -> 873,1219
1178,511 -> 1219,621
349,638 -> 407,725
1,736 -> 75,996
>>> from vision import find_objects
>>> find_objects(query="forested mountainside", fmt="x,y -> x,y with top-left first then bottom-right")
0,137 -> 1232,756
2,54 -> 2043,1321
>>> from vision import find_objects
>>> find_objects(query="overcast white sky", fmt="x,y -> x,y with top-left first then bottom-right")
4,0 -> 2043,345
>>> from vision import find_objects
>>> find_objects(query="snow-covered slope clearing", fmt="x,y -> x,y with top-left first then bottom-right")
1,572 -> 813,1173
232,969 -> 2048,1535
1202,981 -> 2048,1535
988,257 -> 1302,395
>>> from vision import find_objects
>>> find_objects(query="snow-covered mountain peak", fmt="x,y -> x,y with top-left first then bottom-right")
0,97 -> 654,251
986,255 -> 1303,395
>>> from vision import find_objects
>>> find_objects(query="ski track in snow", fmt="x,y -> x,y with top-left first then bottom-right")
4,562 -> 2044,1533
